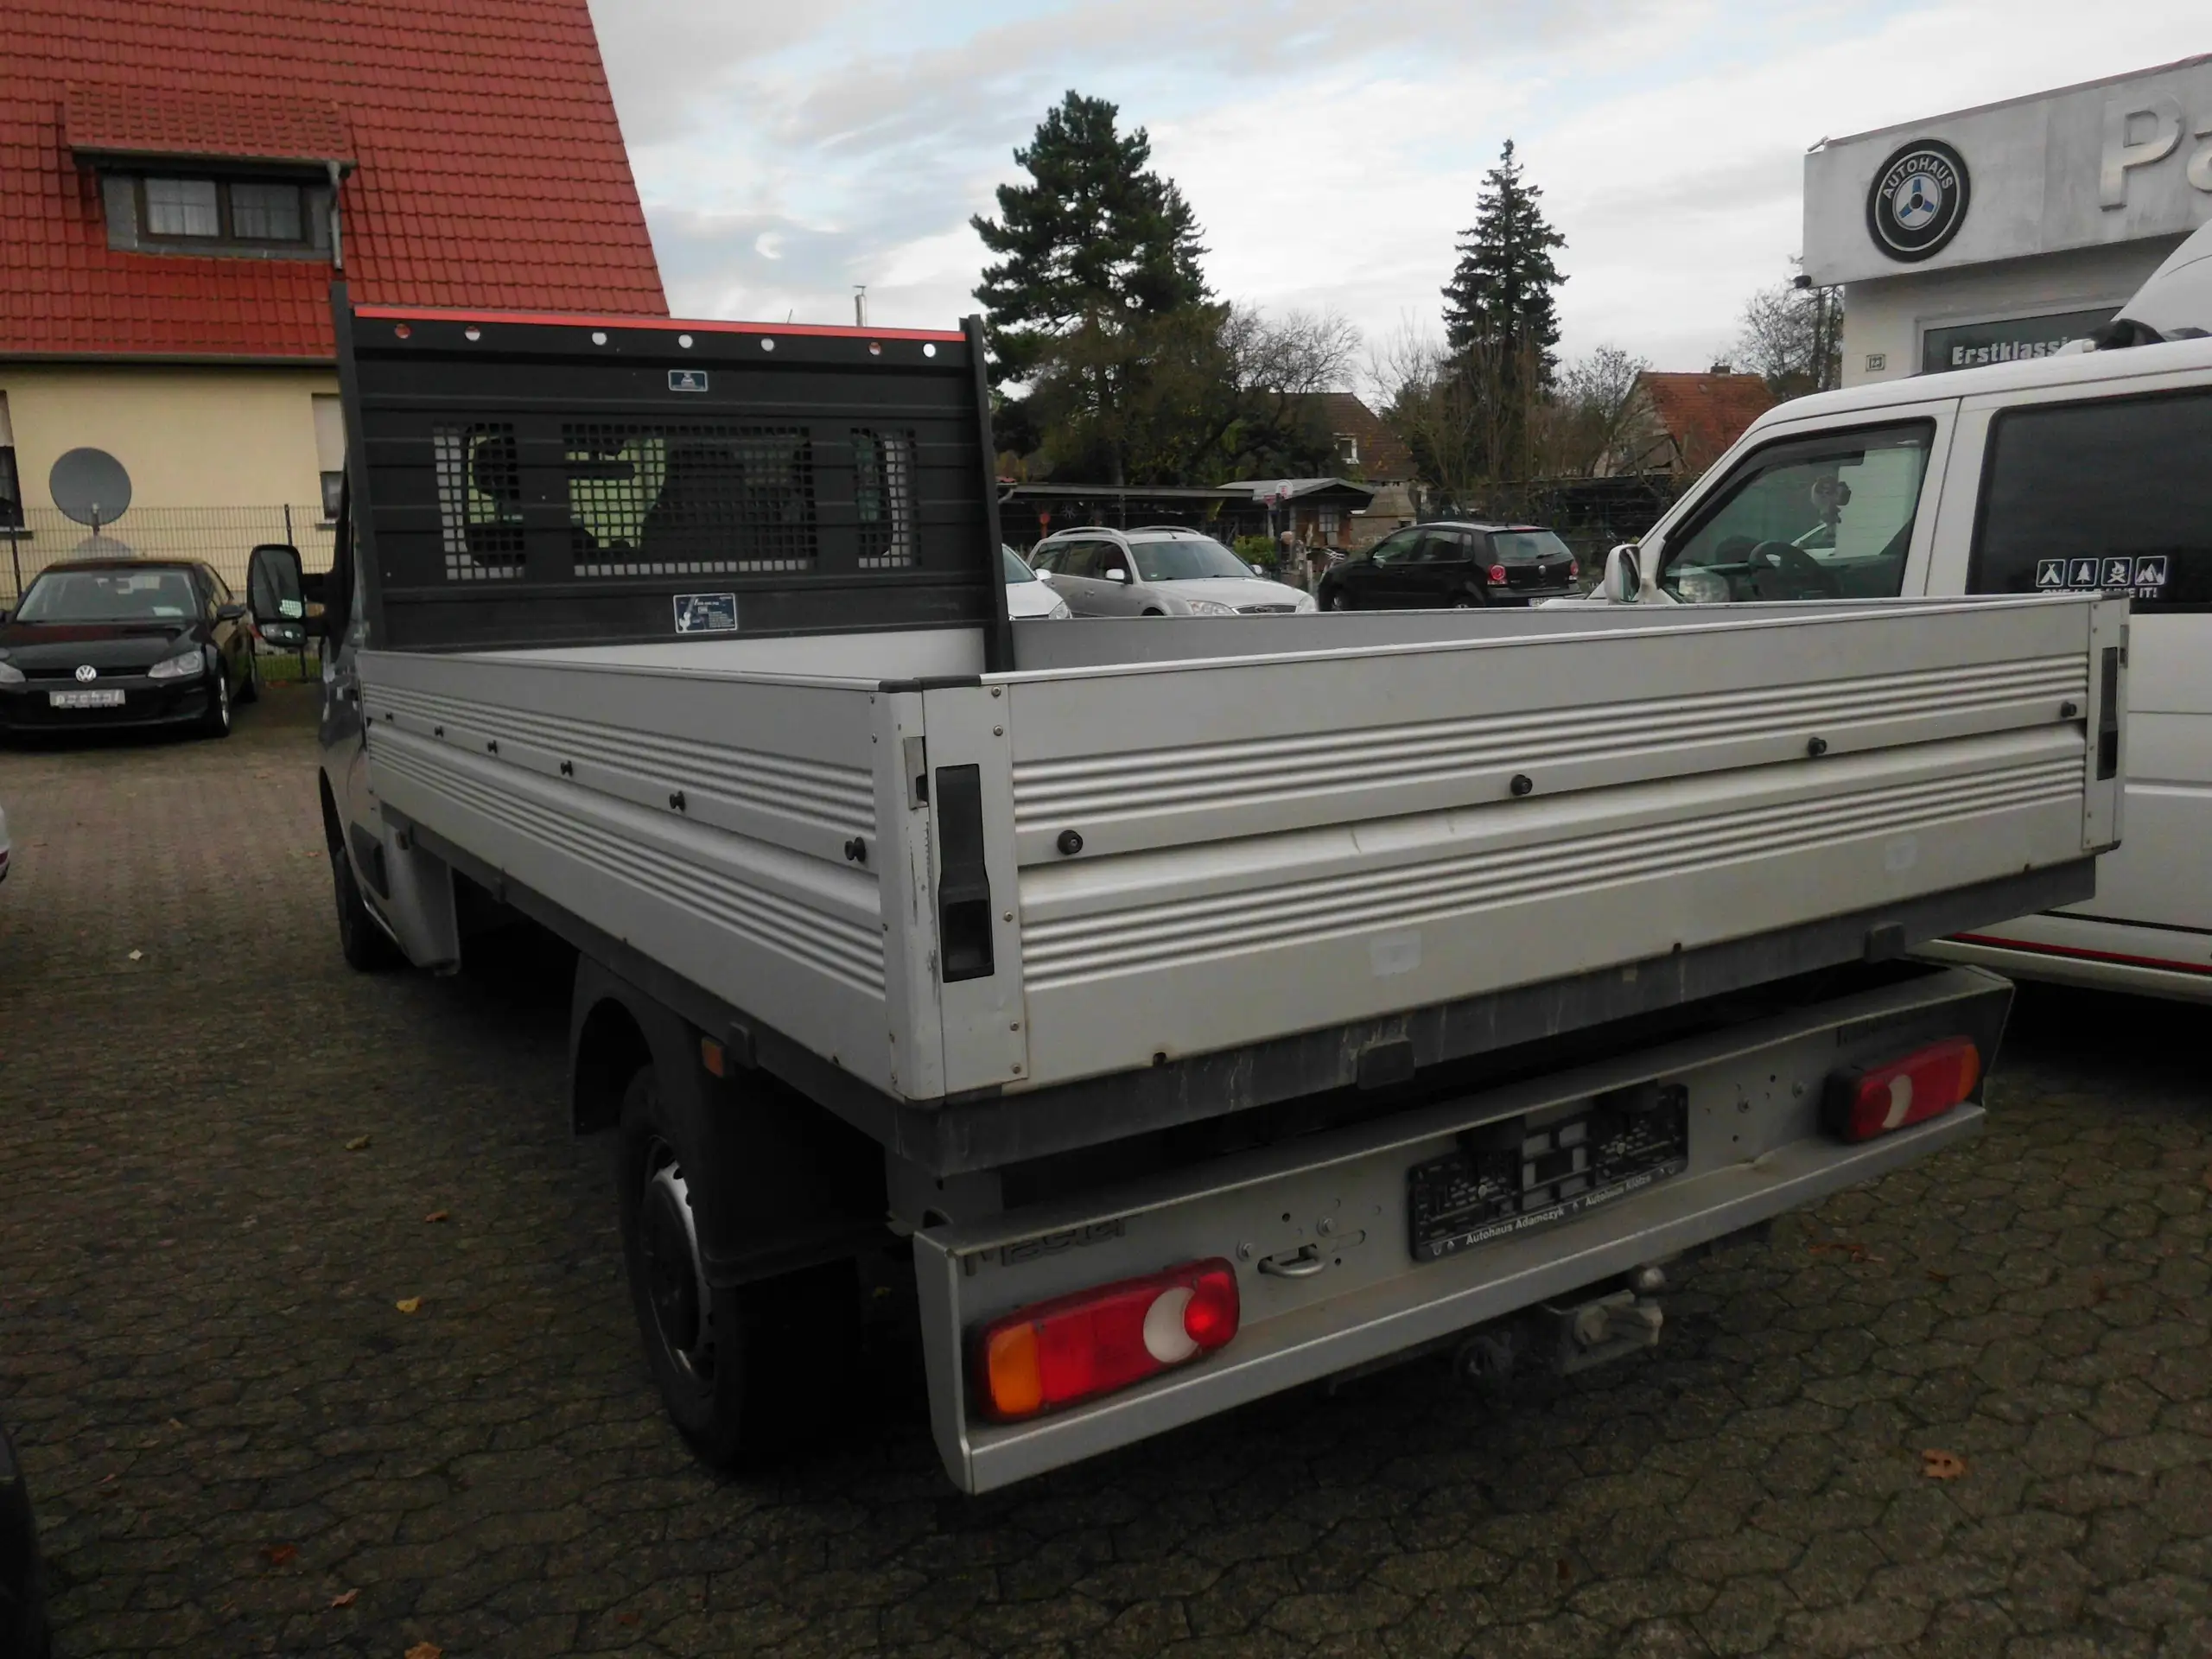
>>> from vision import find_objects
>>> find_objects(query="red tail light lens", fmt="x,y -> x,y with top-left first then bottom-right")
1488,563 -> 1509,585
1825,1037 -> 1981,1142
1567,559 -> 1580,582
975,1259 -> 1240,1421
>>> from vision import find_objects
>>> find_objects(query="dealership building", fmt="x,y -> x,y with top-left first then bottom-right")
1804,54 -> 2212,387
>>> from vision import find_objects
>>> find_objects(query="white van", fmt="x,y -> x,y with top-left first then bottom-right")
1600,227 -> 2212,1002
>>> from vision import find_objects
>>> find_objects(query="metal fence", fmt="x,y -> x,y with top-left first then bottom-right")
0,505 -> 336,606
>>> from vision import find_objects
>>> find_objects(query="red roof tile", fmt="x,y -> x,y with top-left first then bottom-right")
2,0 -> 665,360
66,83 -> 352,167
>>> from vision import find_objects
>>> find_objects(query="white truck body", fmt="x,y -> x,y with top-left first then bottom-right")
308,300 -> 2129,1491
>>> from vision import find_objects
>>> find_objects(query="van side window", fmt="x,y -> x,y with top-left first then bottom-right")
1658,421 -> 1934,603
1970,390 -> 2212,613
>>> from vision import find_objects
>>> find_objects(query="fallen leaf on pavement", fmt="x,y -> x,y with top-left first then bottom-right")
406,1644 -> 442,1659
1809,1241 -> 1870,1262
263,1543 -> 298,1567
423,1211 -> 448,1224
344,1135 -> 372,1151
1925,1270 -> 1951,1283
127,950 -> 143,962
395,1297 -> 422,1314
1922,1449 -> 1967,1480
168,1418 -> 184,1430
328,1589 -> 358,1609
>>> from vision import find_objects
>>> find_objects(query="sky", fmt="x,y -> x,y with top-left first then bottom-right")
589,0 -> 2212,382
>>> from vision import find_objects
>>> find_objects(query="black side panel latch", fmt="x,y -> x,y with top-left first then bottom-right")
934,764 -> 995,982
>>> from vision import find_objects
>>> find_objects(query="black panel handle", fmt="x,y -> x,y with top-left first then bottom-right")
934,764 -> 995,982
2096,645 -> 2120,781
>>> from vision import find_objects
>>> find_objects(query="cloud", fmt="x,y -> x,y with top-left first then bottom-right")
593,0 -> 2212,372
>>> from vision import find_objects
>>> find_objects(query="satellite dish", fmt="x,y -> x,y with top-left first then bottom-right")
49,448 -> 132,529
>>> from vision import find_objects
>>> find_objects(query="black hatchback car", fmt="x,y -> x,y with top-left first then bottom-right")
0,559 -> 259,740
1318,521 -> 1579,609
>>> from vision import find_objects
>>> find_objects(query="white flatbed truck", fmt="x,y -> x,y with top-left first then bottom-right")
285,294 -> 2130,1493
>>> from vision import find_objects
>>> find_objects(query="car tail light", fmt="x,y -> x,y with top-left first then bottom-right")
1824,1037 -> 1980,1142
975,1259 -> 1240,1421
1567,559 -> 1580,582
1487,563 -> 1509,585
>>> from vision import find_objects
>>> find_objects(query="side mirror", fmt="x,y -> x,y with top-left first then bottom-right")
217,602 -> 249,621
1601,543 -> 1643,604
1104,566 -> 1129,583
247,542 -> 308,646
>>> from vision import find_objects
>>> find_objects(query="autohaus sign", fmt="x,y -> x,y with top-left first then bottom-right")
1866,139 -> 1970,262
1804,54 -> 2212,287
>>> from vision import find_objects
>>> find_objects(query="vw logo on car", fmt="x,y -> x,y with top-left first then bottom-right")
1866,137 -> 1970,262
74,664 -> 97,682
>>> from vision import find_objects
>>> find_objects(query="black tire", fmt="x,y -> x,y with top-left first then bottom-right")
331,840 -> 400,971
237,649 -> 260,705
198,657 -> 232,738
1451,587 -> 1487,608
1325,587 -> 1355,611
617,1066 -> 857,1468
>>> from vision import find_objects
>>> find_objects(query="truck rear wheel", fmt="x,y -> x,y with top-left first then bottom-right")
616,1065 -> 856,1467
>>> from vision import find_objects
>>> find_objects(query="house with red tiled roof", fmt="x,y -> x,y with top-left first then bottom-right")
0,0 -> 664,589
1604,372 -> 1777,479
1287,392 -> 1423,547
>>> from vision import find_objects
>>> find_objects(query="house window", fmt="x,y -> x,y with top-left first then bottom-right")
137,176 -> 309,246
1335,434 -> 1360,467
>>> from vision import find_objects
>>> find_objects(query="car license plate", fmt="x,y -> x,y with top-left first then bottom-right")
1407,1086 -> 1690,1262
49,688 -> 125,709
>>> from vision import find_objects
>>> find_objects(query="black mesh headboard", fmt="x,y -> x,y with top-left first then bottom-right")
334,289 -> 1011,663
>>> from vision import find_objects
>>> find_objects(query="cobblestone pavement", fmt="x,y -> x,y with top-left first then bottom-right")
2,690 -> 2209,1659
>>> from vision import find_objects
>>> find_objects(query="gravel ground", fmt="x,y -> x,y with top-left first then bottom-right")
1,686 -> 2207,1658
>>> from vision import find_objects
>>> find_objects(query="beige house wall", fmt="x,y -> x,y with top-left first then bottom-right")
0,363 -> 338,512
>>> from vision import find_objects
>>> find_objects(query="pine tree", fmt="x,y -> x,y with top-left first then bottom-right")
971,92 -> 1211,389
1440,140 -> 1567,382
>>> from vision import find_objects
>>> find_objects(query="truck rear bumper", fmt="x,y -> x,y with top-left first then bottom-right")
914,963 -> 2007,1492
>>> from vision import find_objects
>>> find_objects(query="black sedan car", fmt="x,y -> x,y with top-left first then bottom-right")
0,559 -> 258,740
1318,521 -> 1579,610
0,1410 -> 49,1659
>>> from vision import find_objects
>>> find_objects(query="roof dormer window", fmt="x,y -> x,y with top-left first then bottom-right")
136,175 -> 308,247
105,171 -> 327,259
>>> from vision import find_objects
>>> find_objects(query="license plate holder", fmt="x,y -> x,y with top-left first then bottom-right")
1408,1086 -> 1691,1262
50,688 -> 126,709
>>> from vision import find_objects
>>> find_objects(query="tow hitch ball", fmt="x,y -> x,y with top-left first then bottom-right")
1455,1264 -> 1669,1387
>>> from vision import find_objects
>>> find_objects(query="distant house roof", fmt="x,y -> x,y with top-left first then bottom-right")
1232,477 -> 1377,505
3,0 -> 666,361
1617,373 -> 1777,474
1294,392 -> 1419,480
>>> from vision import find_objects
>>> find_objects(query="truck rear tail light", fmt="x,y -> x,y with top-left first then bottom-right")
1488,563 -> 1509,585
975,1259 -> 1239,1421
1824,1037 -> 1980,1142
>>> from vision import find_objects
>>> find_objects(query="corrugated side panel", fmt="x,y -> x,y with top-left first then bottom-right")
359,651 -> 899,1090
1004,599 -> 2101,1089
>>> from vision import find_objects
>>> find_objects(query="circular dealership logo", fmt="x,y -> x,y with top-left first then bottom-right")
1866,139 -> 1970,262
74,664 -> 98,682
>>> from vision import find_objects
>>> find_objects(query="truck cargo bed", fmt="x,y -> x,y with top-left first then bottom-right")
359,590 -> 2125,1166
